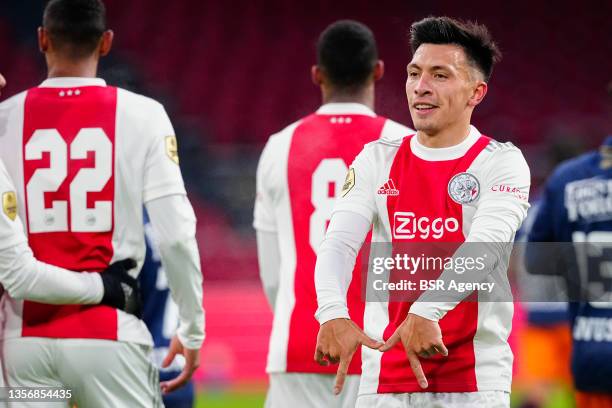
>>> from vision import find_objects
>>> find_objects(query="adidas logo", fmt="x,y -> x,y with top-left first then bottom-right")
377,179 -> 399,196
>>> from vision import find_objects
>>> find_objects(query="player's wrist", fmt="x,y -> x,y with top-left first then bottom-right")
315,305 -> 350,325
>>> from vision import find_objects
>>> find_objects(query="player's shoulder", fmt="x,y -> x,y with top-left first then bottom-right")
0,90 -> 28,111
265,118 -> 304,148
483,137 -> 523,155
479,134 -> 527,166
366,117 -> 413,149
115,87 -> 167,118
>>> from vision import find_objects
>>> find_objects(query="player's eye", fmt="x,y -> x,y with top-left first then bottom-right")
408,71 -> 419,79
434,73 -> 448,79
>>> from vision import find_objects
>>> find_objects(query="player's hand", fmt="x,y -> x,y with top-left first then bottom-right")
100,259 -> 142,317
160,335 -> 200,394
379,313 -> 448,389
314,318 -> 383,395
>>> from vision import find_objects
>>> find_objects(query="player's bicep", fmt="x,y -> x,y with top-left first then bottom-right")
332,147 -> 377,223
143,104 -> 186,203
253,139 -> 278,232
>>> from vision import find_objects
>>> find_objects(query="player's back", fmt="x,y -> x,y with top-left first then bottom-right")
255,103 -> 411,374
0,77 -> 185,345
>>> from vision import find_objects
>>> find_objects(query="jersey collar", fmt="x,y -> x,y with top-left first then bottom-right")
39,77 -> 107,88
410,125 -> 481,161
316,103 -> 376,117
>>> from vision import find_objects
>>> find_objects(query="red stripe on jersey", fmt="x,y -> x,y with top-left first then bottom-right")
21,86 -> 117,339
378,135 -> 490,393
285,113 -> 386,373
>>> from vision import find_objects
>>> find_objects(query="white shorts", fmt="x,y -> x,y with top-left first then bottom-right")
2,337 -> 163,408
356,391 -> 510,408
265,373 -> 359,408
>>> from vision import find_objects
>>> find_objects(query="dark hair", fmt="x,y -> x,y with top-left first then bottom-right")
43,0 -> 106,59
317,20 -> 378,90
410,16 -> 501,82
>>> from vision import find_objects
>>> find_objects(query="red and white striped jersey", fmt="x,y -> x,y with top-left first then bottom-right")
254,103 -> 412,374
0,77 -> 187,345
332,126 -> 530,394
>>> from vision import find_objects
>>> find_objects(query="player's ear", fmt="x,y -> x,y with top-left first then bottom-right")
311,65 -> 324,87
38,27 -> 49,53
468,81 -> 487,107
373,60 -> 384,81
99,30 -> 114,57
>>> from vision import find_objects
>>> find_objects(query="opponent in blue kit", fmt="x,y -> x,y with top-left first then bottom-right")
527,135 -> 612,407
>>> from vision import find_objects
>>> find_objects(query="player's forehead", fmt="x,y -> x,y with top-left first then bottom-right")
407,43 -> 469,72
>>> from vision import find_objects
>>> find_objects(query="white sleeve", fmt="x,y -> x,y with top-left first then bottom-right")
253,136 -> 278,232
145,194 -> 205,350
0,164 -> 103,304
332,145 -> 378,223
314,211 -> 371,324
256,230 -> 281,309
0,242 -> 103,304
142,103 -> 187,203
409,148 -> 531,321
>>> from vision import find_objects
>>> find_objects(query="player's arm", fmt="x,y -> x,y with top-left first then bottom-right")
253,136 -> 281,309
142,102 -> 204,394
313,147 -> 383,394
381,147 -> 531,387
0,165 -> 138,310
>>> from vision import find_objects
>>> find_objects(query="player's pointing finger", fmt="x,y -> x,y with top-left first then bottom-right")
407,352 -> 428,389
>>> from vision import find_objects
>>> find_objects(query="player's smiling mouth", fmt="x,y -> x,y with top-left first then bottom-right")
413,103 -> 438,114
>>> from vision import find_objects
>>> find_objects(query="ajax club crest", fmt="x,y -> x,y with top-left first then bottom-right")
448,172 -> 480,204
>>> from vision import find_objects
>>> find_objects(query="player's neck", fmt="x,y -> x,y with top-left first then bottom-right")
46,58 -> 99,79
416,120 -> 472,148
323,87 -> 374,110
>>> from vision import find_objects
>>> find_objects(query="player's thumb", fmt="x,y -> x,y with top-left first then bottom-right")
161,349 -> 177,368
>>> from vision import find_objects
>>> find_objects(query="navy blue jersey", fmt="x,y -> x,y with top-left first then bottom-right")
141,213 -> 194,407
527,136 -> 612,392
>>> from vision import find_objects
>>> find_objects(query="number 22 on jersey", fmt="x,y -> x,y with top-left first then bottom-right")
25,127 -> 112,233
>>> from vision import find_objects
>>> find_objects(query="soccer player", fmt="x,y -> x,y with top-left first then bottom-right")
314,17 -> 530,407
254,20 -> 412,408
140,211 -> 195,408
0,73 -> 140,313
526,94 -> 612,406
0,1 -> 204,407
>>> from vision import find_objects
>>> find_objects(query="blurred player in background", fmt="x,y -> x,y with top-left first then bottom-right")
315,17 -> 530,408
140,211 -> 195,408
0,1 -> 204,406
254,20 -> 412,408
526,83 -> 612,408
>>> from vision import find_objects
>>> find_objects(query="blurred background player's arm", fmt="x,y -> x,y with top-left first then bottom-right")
142,101 -> 204,393
314,146 -> 378,324
254,135 -> 282,309
525,169 -> 566,275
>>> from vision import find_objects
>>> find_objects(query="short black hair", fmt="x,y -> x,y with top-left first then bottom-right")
43,0 -> 106,59
410,16 -> 501,82
317,20 -> 378,91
